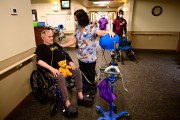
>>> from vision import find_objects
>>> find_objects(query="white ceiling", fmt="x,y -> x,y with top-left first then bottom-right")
76,0 -> 126,8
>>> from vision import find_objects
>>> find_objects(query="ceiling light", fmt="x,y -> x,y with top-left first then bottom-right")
98,4 -> 106,6
93,1 -> 110,5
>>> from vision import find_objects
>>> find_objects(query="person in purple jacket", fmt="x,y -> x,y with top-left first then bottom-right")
98,14 -> 108,30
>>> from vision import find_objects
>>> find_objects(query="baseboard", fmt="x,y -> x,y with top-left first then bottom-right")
133,49 -> 178,53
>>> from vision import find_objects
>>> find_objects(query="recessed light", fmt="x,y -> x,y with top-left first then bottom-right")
93,1 -> 110,5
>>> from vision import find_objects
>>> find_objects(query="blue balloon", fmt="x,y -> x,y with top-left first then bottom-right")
99,34 -> 120,50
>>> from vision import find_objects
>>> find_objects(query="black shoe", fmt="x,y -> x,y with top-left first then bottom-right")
78,96 -> 94,106
63,104 -> 78,117
87,89 -> 97,98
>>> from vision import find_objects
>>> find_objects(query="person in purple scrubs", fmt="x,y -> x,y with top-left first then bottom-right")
98,14 -> 108,30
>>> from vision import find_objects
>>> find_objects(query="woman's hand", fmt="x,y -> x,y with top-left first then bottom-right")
106,31 -> 115,38
96,30 -> 115,38
69,62 -> 77,70
60,38 -> 77,48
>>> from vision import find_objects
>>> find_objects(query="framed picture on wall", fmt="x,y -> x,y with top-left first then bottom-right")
60,0 -> 71,9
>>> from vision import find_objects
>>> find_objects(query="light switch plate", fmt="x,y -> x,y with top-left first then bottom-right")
10,8 -> 18,15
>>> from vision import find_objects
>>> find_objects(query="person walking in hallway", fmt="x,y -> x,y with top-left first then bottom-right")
98,13 -> 108,30
113,9 -> 127,37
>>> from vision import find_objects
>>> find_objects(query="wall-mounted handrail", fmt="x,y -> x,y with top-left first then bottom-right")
131,33 -> 177,36
0,54 -> 36,75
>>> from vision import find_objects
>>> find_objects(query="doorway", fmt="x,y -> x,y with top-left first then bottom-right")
90,12 -> 116,31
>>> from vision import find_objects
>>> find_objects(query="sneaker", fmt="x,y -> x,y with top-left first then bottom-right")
64,104 -> 78,117
78,96 -> 94,105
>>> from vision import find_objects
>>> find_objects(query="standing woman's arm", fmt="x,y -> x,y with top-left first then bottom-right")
60,38 -> 77,47
96,30 -> 115,37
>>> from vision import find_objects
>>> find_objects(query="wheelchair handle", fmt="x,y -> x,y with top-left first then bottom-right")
104,65 -> 120,75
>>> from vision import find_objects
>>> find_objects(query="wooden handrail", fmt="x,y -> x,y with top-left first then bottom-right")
131,33 -> 177,36
0,54 -> 36,75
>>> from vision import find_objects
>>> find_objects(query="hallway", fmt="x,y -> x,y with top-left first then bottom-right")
7,42 -> 180,120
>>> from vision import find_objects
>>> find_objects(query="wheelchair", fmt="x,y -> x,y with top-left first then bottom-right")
30,66 -> 76,117
116,36 -> 136,64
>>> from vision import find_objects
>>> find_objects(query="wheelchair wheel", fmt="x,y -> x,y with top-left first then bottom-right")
126,50 -> 135,61
30,70 -> 48,103
50,95 -> 60,117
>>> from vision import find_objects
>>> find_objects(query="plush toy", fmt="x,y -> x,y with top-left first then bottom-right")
58,60 -> 72,78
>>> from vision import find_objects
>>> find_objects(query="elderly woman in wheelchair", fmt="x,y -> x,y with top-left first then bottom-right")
31,29 -> 93,117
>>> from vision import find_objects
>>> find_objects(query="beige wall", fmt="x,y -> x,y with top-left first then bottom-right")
0,0 -> 36,61
132,0 -> 180,31
115,0 -> 180,50
0,0 -> 36,119
31,0 -> 180,50
31,0 -> 87,31
31,0 -> 87,45
1,0 -> 180,119
0,57 -> 36,120
131,32 -> 179,50
130,0 -> 180,50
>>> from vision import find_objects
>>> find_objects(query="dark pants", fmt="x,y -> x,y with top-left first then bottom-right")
118,34 -> 122,47
78,60 -> 97,93
48,69 -> 82,102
